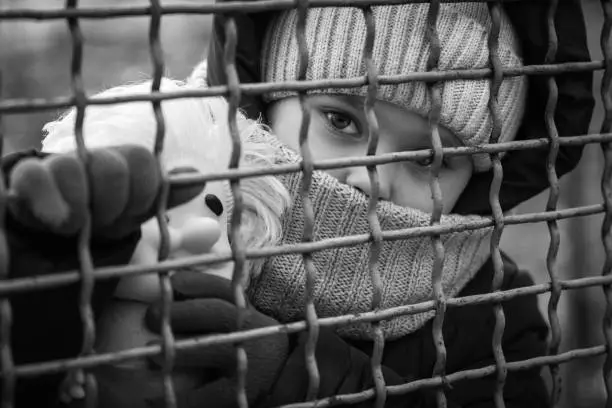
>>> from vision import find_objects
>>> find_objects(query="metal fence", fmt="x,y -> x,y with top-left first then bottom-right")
0,0 -> 610,407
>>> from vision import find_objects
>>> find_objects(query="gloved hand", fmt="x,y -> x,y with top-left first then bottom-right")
2,145 -> 205,408
6,144 -> 203,240
145,271 -> 290,408
144,271 -> 413,408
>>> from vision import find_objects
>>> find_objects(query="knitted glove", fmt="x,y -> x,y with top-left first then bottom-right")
145,272 -> 411,408
6,144 -> 203,240
145,272 -> 289,408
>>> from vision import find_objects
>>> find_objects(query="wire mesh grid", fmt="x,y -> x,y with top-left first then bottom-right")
0,0 -> 610,408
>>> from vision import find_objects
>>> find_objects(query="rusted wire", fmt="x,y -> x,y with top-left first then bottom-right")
64,1 -> 98,407
6,341 -> 609,408
147,1 -> 178,407
360,6 -> 386,408
293,0 -> 321,400
542,0 -> 563,406
485,3 -> 507,408
276,344 -> 610,408
156,132 -> 612,184
0,0 -> 529,20
8,273 -> 612,381
0,61 -> 602,114
0,27 -> 14,408
0,202 -> 605,299
223,13 -> 250,408
423,1 -> 448,407
601,0 -> 612,405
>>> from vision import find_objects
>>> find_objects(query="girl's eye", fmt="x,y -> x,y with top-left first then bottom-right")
415,154 -> 450,168
415,156 -> 434,167
164,214 -> 171,224
324,111 -> 359,135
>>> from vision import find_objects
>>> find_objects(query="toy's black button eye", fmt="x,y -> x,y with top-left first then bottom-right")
205,194 -> 223,216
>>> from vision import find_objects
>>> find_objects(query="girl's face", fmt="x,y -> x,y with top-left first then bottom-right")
267,94 -> 473,214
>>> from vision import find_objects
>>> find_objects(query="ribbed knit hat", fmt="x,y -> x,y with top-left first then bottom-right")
262,3 -> 528,171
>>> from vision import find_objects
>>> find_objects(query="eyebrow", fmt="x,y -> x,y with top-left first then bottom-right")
423,127 -> 463,148
317,94 -> 366,112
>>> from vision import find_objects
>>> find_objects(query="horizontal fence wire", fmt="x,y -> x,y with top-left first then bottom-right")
0,61 -> 603,114
0,0 -> 609,407
3,276 -> 612,384
0,203 -> 605,297
0,0 -> 533,20
6,342 -> 609,408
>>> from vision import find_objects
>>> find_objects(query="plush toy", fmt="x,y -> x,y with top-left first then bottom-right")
41,77 -> 291,407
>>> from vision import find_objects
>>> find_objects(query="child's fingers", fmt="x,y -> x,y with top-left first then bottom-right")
149,340 -> 236,373
145,298 -> 239,335
113,145 -> 161,220
170,272 -> 235,303
87,148 -> 130,229
45,154 -> 95,235
91,145 -> 161,239
8,157 -> 74,231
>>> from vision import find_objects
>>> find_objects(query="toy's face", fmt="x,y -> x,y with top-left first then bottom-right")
113,174 -> 234,304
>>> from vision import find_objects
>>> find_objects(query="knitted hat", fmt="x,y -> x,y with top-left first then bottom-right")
262,3 -> 528,171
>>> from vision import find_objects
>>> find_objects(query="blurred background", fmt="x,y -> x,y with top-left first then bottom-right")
0,0 -> 607,406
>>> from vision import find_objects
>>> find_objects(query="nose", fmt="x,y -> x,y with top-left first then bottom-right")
345,165 -> 391,201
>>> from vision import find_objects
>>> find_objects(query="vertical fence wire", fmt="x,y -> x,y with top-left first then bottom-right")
543,0 -> 563,406
601,0 -> 612,406
294,0 -> 322,401
0,24 -> 14,408
223,14 -> 249,408
360,6 -> 386,408
424,1 -> 448,407
485,3 -> 507,408
148,2 -> 178,408
65,1 -> 97,407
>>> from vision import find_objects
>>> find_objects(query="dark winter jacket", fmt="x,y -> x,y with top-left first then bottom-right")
264,254 -> 549,408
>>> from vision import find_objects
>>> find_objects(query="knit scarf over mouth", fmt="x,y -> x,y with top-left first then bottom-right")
246,132 -> 493,341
